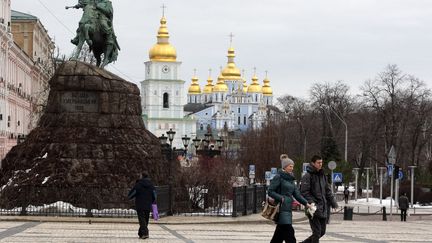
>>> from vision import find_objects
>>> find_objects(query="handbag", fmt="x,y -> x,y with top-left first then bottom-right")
151,203 -> 159,220
262,176 -> 282,221
261,198 -> 280,221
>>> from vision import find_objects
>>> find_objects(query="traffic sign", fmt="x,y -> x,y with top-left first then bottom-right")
333,173 -> 343,183
398,171 -> 403,180
387,164 -> 394,177
328,161 -> 337,170
302,163 -> 309,173
249,165 -> 255,175
265,171 -> 271,180
249,165 -> 255,179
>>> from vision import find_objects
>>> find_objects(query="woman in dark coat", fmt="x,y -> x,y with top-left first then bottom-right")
268,154 -> 310,243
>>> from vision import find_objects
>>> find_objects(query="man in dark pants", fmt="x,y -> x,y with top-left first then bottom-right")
300,155 -> 338,243
398,192 -> 409,222
129,171 -> 156,239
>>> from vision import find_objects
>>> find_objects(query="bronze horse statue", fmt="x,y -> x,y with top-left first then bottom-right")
67,0 -> 120,68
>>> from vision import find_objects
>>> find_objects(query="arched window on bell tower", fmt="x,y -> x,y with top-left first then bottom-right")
163,92 -> 169,108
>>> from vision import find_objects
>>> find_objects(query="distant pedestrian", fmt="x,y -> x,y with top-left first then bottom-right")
398,192 -> 409,222
343,186 -> 349,204
300,155 -> 338,243
128,171 -> 156,239
268,154 -> 311,243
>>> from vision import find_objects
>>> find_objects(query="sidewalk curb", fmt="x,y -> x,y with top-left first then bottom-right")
0,215 -> 310,225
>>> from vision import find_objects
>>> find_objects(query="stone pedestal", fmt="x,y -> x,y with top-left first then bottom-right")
0,61 -> 168,208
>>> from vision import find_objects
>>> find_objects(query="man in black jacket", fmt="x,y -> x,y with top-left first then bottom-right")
128,171 -> 156,239
398,193 -> 409,222
300,155 -> 338,243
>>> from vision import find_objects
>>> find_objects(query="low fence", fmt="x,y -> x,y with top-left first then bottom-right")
0,185 -> 170,218
0,184 -> 268,218
232,185 -> 267,217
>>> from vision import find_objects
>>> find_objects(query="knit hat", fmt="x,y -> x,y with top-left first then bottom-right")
280,154 -> 294,169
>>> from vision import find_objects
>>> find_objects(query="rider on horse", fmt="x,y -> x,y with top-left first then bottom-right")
68,0 -> 120,67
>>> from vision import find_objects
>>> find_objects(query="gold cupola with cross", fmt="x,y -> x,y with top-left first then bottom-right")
262,72 -> 273,96
213,73 -> 228,92
149,13 -> 177,62
188,74 -> 201,94
247,73 -> 262,93
221,33 -> 242,80
203,69 -> 214,94
221,47 -> 242,80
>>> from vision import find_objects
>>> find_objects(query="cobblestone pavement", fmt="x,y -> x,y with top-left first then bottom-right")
0,218 -> 431,242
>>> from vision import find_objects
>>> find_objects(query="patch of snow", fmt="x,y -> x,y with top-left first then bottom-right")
41,176 -> 50,184
0,178 -> 14,192
42,153 -> 47,158
25,169 -> 31,173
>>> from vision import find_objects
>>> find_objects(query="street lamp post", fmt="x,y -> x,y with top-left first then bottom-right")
321,104 -> 348,161
353,168 -> 359,201
408,165 -> 417,208
195,135 -> 224,158
365,167 -> 371,202
297,117 -> 307,162
192,137 -> 201,154
379,167 -> 386,205
159,129 -> 176,216
181,135 -> 190,154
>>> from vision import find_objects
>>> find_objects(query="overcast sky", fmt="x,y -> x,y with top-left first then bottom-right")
11,0 -> 432,99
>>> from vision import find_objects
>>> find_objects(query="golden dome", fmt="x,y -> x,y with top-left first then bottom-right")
247,74 -> 262,93
221,47 -> 242,80
149,17 -> 177,62
262,77 -> 273,96
188,76 -> 201,94
212,74 -> 228,92
203,76 -> 214,94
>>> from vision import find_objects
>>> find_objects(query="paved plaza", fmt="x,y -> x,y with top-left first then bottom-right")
0,214 -> 431,243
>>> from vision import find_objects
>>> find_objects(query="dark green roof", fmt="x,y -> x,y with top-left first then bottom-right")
11,10 -> 38,20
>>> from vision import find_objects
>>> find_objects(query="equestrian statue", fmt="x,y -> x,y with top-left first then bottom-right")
66,0 -> 120,68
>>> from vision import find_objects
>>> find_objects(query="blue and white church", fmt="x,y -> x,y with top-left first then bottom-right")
141,15 -> 274,148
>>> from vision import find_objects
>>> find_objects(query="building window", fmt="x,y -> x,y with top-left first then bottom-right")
163,92 -> 169,108
238,107 -> 240,113
238,116 -> 240,125
200,124 -> 204,130
244,116 -> 246,125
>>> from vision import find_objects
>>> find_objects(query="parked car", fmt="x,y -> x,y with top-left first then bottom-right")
292,199 -> 301,211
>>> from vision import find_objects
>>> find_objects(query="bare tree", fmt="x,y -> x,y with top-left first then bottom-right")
361,64 -> 432,171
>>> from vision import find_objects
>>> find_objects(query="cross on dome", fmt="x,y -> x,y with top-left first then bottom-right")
228,32 -> 234,47
161,4 -> 167,17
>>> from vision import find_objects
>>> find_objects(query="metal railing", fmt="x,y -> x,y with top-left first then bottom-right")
0,185 -> 170,218
0,184 -> 270,218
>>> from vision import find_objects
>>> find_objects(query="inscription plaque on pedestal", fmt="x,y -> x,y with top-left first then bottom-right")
61,91 -> 99,113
